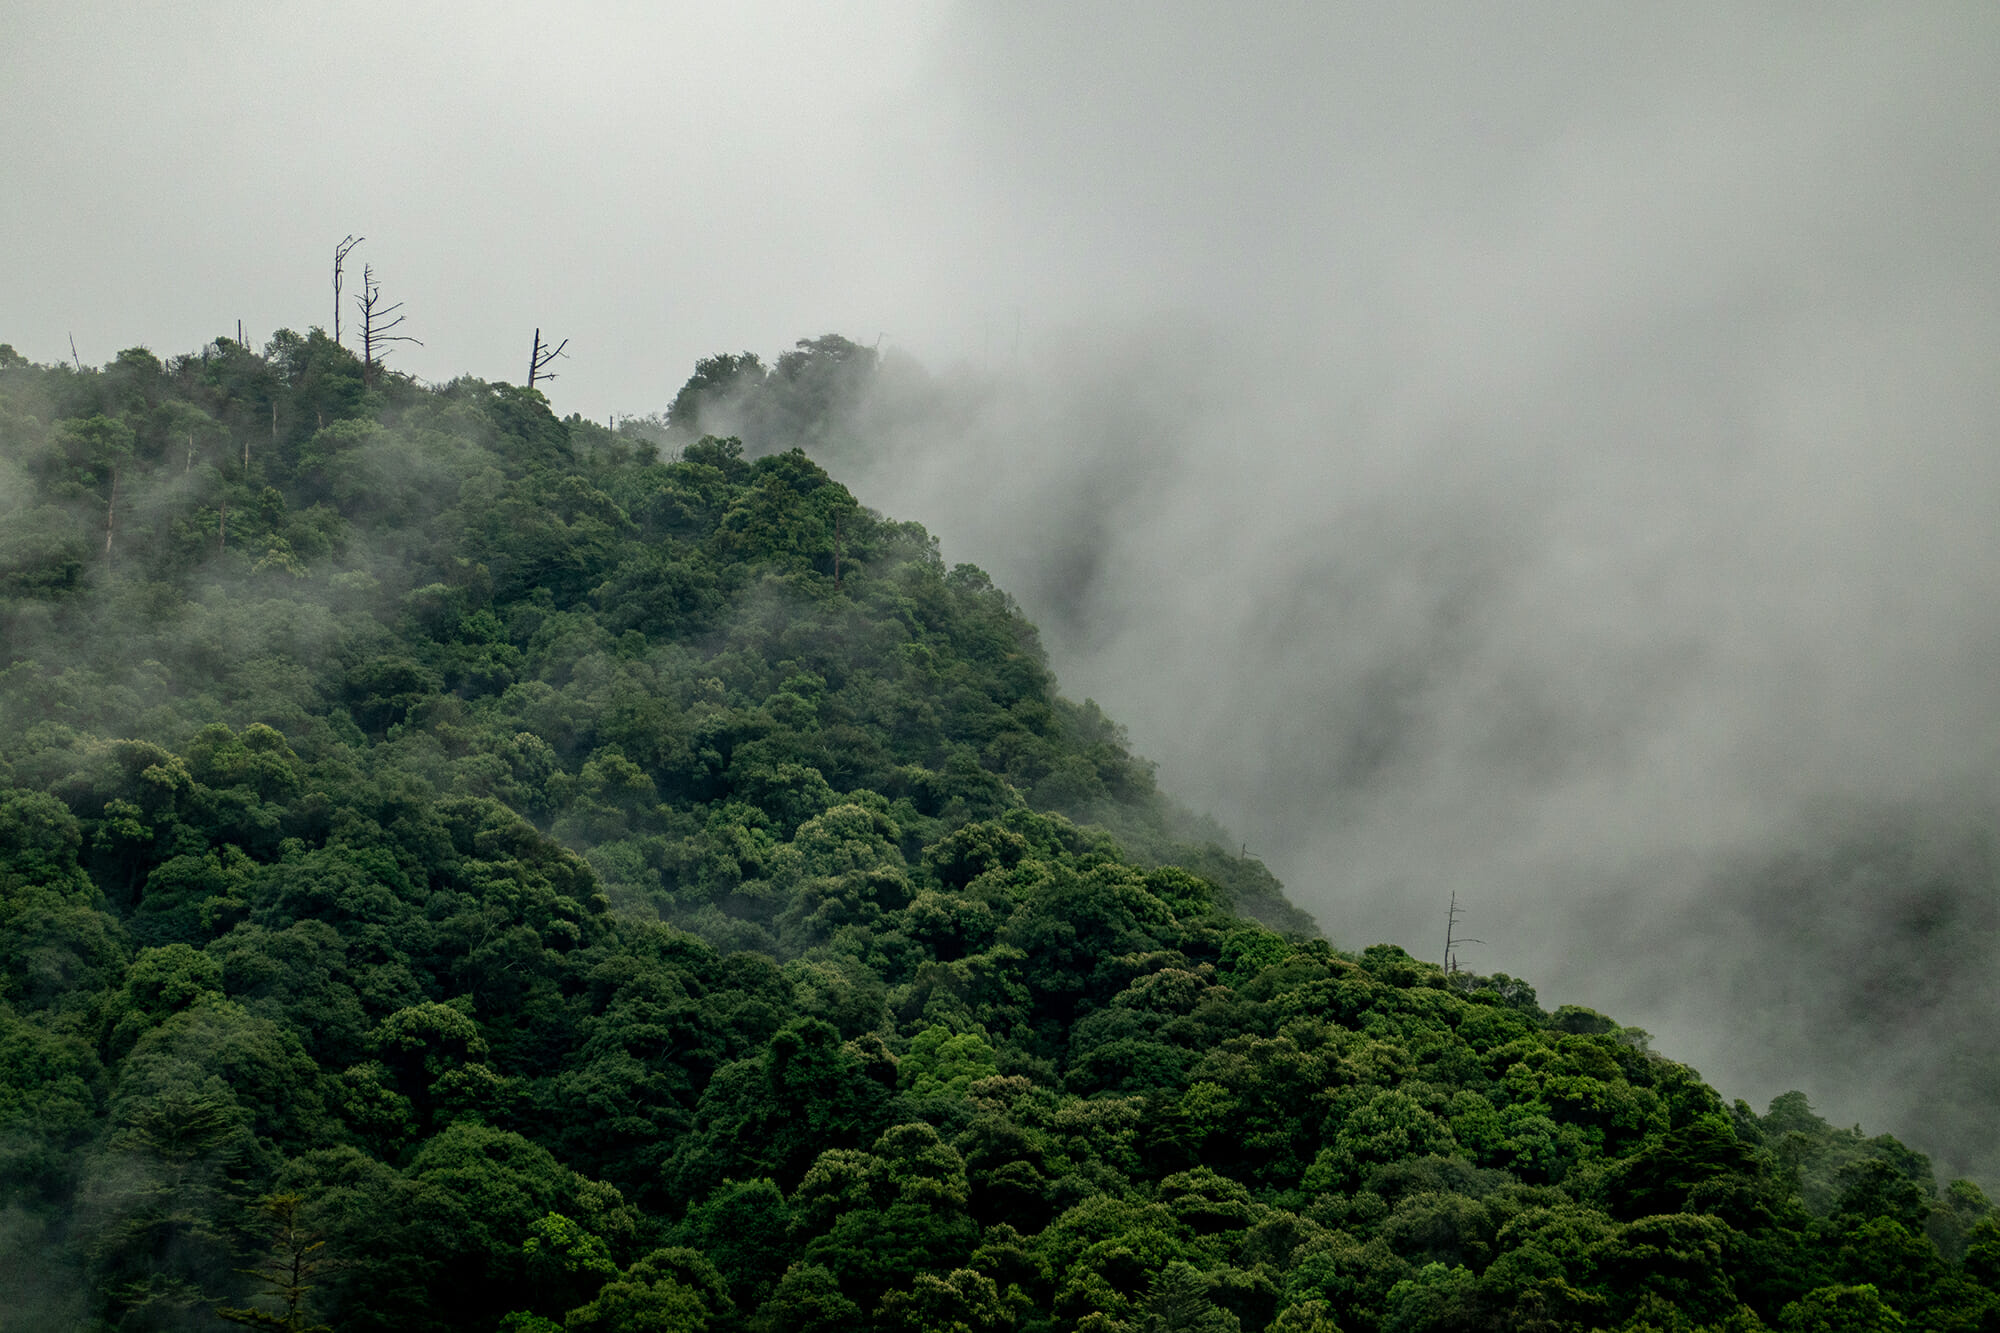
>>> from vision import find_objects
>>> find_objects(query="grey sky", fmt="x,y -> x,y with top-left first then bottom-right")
9,4 -> 2000,1173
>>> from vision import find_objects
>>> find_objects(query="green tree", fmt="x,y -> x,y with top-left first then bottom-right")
522,1212 -> 618,1313
1137,1262 -> 1240,1333
674,1176 -> 795,1313
216,1193 -> 335,1332
669,353 -> 765,435
1776,1283 -> 1906,1332
564,1248 -> 732,1333
752,1263 -> 864,1333
877,1267 -> 1014,1333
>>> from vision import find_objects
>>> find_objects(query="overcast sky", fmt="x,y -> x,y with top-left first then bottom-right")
9,3 -> 2000,1172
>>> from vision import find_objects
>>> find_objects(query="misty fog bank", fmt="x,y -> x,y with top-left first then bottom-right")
742,6 -> 2000,1177
671,50 -> 2000,1169
756,286 -> 1999,1176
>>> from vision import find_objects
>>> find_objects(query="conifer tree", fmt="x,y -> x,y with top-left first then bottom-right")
216,1194 -> 333,1333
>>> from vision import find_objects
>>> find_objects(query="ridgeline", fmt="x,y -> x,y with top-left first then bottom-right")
0,334 -> 1994,1331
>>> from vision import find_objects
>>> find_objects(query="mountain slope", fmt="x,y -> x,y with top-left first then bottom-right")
0,335 -> 1994,1331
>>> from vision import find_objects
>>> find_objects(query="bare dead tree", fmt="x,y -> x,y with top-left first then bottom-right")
527,328 -> 568,390
1443,891 -> 1483,975
355,265 -> 421,386
332,235 -> 364,345
69,333 -> 82,371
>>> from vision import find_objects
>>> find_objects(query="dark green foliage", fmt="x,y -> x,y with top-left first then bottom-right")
0,336 -> 1992,1332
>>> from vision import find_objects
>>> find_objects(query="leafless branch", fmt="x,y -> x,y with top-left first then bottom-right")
333,234 -> 364,344
355,264 -> 422,384
527,328 -> 569,389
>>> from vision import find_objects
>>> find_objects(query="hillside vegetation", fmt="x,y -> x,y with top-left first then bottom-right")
0,334 -> 1996,1331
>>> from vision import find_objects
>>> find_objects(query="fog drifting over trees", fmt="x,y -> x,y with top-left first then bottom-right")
8,3 -> 2000,1176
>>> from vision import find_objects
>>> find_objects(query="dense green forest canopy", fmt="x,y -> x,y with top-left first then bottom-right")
0,332 -> 1996,1331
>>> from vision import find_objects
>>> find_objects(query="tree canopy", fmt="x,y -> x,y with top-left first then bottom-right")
0,334 -> 1993,1331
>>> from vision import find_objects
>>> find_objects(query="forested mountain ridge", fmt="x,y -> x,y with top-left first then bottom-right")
0,333 -> 1995,1332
